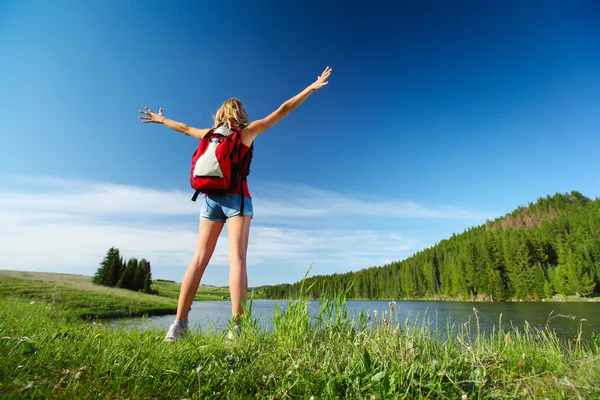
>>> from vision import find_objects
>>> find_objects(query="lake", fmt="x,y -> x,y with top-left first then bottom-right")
110,299 -> 599,342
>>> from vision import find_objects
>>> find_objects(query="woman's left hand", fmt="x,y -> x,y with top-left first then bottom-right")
139,107 -> 165,124
309,66 -> 332,92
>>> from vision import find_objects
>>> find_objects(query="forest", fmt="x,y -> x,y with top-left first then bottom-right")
259,192 -> 600,301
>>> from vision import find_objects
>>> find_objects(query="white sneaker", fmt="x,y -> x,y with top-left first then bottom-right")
164,323 -> 185,342
226,324 -> 241,341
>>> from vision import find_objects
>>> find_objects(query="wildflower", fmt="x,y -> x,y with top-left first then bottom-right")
29,301 -> 35,305
461,395 -> 468,400
94,333 -> 101,339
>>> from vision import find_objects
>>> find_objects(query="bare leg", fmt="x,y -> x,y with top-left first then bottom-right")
176,219 -> 224,321
226,215 -> 251,323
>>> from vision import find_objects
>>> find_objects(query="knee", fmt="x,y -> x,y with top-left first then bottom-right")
191,253 -> 210,270
229,254 -> 246,267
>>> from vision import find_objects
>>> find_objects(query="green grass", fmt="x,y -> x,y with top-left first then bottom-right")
0,269 -> 241,306
0,270 -> 177,319
1,287 -> 599,399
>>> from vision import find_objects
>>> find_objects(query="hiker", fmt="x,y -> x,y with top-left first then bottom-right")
139,66 -> 332,341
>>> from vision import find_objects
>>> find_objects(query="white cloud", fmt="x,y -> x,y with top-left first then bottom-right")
0,176 -> 491,219
0,175 -> 196,216
0,176 -> 491,285
253,183 -> 491,219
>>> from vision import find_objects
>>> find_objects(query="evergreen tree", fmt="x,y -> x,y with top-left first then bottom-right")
141,259 -> 153,294
92,247 -> 120,286
132,261 -> 146,292
109,255 -> 124,287
117,258 -> 137,290
564,248 -> 595,296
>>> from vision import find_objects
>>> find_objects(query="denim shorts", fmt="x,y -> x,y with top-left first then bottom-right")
200,194 -> 254,222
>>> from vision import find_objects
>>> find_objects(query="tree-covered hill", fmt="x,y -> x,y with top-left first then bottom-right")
259,192 -> 600,301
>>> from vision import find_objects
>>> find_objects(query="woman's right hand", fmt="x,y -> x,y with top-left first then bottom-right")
139,107 -> 165,124
309,66 -> 332,92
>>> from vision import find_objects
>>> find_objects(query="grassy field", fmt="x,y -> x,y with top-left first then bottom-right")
0,270 -> 237,319
0,270 -> 178,319
1,273 -> 599,399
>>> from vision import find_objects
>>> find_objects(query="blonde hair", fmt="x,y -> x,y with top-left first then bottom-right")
212,98 -> 249,130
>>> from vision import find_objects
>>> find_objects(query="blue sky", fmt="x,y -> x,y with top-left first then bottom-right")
1,1 -> 599,286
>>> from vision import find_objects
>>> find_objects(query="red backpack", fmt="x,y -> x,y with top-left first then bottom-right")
189,124 -> 253,202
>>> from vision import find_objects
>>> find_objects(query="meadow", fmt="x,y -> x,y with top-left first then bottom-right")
0,270 -> 233,319
1,270 -> 599,399
0,270 -> 178,319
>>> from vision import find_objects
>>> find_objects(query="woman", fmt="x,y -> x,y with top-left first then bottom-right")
139,66 -> 332,342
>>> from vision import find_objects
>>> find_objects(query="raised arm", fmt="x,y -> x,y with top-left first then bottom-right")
244,66 -> 332,139
138,107 -> 211,140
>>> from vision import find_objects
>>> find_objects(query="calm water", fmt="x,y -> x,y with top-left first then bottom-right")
110,300 -> 599,341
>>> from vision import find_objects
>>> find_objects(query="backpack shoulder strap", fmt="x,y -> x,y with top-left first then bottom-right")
191,189 -> 201,202
237,142 -> 253,213
202,127 -> 217,139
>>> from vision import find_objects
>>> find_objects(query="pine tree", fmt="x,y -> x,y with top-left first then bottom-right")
92,247 -> 120,286
565,248 -> 595,296
117,258 -> 137,290
141,259 -> 153,294
132,261 -> 146,292
533,263 -> 547,300
109,255 -> 123,287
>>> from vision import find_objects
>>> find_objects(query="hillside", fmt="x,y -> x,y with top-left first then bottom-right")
259,192 -> 600,301
0,270 -> 177,318
0,270 -> 232,310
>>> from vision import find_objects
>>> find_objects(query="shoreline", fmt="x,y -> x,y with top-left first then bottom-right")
257,295 -> 600,303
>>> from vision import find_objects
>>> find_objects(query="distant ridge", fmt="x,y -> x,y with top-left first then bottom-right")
259,192 -> 600,301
